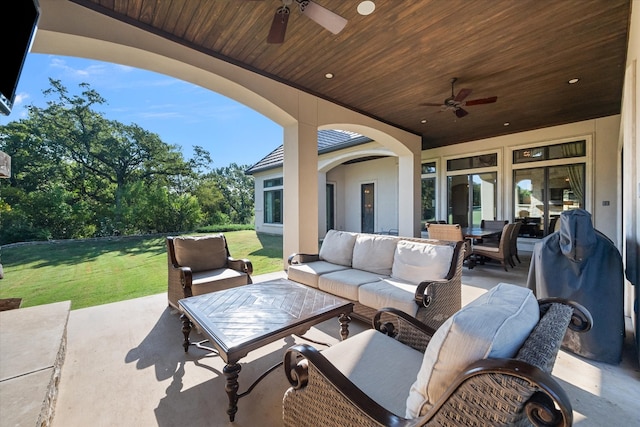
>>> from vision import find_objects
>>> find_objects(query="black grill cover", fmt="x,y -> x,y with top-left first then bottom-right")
527,209 -> 624,364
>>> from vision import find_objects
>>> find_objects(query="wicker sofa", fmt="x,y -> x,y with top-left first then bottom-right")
166,234 -> 253,309
282,283 -> 592,427
287,230 -> 464,330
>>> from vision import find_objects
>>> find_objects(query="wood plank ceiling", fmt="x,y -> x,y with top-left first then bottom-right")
69,0 -> 632,150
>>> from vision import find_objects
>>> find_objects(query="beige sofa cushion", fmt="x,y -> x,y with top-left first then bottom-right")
318,269 -> 389,301
173,235 -> 228,272
351,234 -> 398,276
287,261 -> 350,288
319,230 -> 358,267
405,283 -> 539,418
391,241 -> 453,285
357,278 -> 419,316
322,329 -> 424,416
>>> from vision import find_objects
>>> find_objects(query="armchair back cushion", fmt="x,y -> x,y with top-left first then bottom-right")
406,282 -> 539,418
173,235 -> 228,272
351,234 -> 398,276
391,240 -> 453,285
319,230 -> 358,267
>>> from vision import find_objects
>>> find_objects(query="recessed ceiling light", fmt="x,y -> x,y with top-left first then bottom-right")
357,1 -> 375,16
503,122 -> 510,126
421,119 -> 427,124
325,73 -> 334,79
568,78 -> 580,84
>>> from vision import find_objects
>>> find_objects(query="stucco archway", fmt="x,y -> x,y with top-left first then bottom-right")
32,0 -> 422,260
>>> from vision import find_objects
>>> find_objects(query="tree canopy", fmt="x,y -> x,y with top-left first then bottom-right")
0,79 -> 255,244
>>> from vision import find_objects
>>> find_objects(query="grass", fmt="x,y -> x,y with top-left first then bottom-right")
0,230 -> 284,310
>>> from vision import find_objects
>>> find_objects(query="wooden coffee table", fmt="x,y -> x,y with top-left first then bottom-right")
178,278 -> 353,422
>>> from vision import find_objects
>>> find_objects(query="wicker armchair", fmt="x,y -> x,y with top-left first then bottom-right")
283,284 -> 592,427
166,234 -> 253,309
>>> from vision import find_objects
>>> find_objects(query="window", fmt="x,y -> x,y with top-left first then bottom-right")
446,154 -> 498,227
513,140 -> 585,164
326,183 -> 335,231
421,161 -> 437,224
513,140 -> 587,237
264,177 -> 283,188
447,153 -> 497,171
514,164 -> 585,237
263,177 -> 283,224
447,173 -> 497,227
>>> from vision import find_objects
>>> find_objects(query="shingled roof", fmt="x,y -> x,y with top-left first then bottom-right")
245,130 -> 372,175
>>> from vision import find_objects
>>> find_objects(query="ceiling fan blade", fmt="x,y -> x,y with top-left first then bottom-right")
455,108 -> 469,118
267,6 -> 290,44
298,0 -> 347,34
454,88 -> 472,102
465,96 -> 498,106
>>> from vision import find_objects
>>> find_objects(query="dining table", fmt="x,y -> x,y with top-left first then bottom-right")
461,227 -> 503,240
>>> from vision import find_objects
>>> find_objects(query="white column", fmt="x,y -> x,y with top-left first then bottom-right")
397,152 -> 422,237
283,95 -> 319,268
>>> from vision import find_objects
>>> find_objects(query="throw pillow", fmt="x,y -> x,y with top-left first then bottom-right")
319,230 -> 358,267
391,240 -> 453,285
352,233 -> 398,276
405,282 -> 540,418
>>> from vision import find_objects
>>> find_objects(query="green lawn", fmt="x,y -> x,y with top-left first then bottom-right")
0,231 -> 284,310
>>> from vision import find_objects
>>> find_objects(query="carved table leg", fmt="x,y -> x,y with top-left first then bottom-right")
181,314 -> 192,352
223,363 -> 242,422
339,313 -> 351,340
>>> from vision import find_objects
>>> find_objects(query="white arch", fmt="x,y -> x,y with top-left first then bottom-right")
33,0 -> 424,252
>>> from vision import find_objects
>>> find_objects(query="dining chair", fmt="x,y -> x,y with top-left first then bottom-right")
426,223 -> 471,263
470,223 -> 514,271
477,219 -> 508,244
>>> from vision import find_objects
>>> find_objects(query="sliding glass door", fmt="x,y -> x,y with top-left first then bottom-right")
447,173 -> 497,227
513,164 -> 585,237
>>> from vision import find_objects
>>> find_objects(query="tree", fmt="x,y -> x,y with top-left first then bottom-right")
205,163 -> 255,224
31,80 -> 194,228
0,79 -> 204,243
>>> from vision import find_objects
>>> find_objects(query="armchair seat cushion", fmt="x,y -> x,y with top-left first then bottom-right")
191,268 -> 247,286
287,261 -> 350,288
173,235 -> 228,272
357,278 -> 419,316
406,283 -> 539,418
318,269 -> 389,301
321,329 -> 424,416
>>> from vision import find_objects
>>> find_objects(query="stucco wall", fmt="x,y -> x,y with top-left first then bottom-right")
327,156 -> 399,234
424,115 -> 621,244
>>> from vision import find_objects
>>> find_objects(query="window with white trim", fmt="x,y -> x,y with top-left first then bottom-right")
263,178 -> 283,224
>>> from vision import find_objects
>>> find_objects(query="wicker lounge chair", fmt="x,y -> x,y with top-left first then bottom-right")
282,283 -> 591,427
166,234 -> 253,309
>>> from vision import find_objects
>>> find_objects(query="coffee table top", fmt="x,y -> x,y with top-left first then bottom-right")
178,278 -> 353,363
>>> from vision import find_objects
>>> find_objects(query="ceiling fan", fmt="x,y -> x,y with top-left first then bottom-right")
421,78 -> 498,118
266,0 -> 348,44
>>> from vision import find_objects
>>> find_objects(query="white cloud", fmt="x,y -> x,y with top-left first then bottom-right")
12,92 -> 30,107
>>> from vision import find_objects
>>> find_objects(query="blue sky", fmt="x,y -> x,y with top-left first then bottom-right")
0,53 -> 283,169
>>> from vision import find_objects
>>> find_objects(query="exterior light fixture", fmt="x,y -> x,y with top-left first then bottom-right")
357,1 -> 375,16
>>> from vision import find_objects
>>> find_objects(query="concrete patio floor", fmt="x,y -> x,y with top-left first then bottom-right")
2,254 -> 639,426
